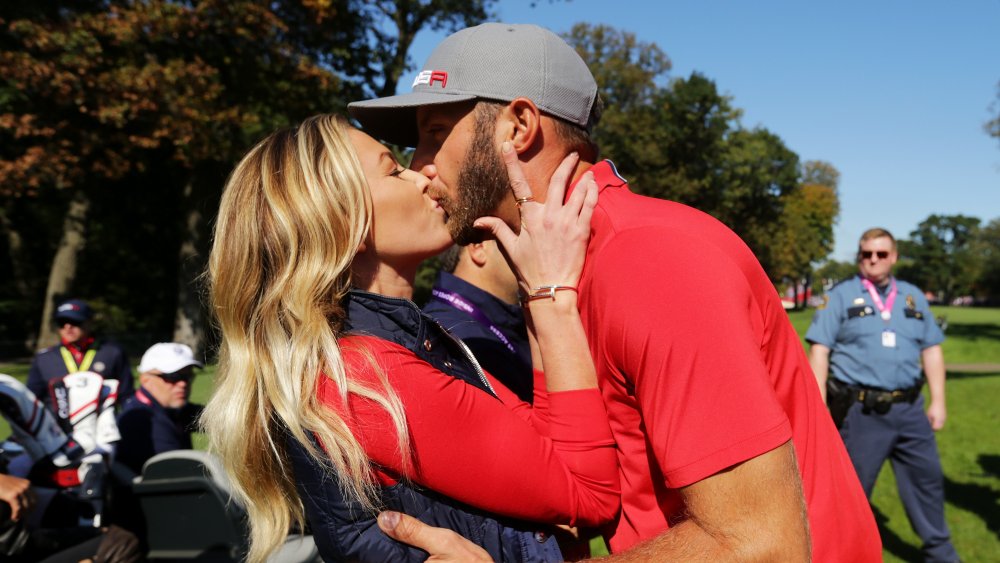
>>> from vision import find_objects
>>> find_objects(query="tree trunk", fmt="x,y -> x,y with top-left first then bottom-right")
37,189 -> 90,349
172,181 -> 207,356
0,204 -> 36,352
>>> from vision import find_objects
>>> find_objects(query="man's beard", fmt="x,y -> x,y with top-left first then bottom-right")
446,113 -> 510,245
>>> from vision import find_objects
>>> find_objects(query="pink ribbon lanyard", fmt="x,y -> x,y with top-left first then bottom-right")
861,278 -> 897,321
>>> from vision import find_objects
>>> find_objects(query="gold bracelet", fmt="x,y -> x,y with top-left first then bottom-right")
522,285 -> 578,305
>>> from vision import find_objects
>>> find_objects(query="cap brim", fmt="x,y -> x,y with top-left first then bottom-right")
349,92 -> 478,148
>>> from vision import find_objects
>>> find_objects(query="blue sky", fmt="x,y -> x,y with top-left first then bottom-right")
397,0 -> 1000,261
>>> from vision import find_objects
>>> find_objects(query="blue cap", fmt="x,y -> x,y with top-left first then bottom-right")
54,299 -> 93,324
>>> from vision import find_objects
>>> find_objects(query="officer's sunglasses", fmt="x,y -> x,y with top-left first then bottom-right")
859,250 -> 890,260
156,369 -> 195,384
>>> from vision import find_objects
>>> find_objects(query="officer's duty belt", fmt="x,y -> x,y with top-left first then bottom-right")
850,383 -> 922,405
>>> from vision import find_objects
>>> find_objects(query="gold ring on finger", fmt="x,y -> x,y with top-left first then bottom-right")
515,196 -> 535,207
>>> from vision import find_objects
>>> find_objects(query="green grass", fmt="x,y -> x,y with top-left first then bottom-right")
3,307 -> 999,560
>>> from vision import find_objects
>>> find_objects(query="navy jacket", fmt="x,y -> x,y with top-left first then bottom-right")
286,290 -> 562,562
116,386 -> 202,474
422,272 -> 533,403
27,340 -> 134,408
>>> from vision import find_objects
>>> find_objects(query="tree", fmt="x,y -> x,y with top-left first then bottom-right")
987,80 -> 1000,145
2,1 -> 505,354
897,214 -> 982,303
1,1 -> 354,349
972,217 -> 1000,301
564,24 -> 812,279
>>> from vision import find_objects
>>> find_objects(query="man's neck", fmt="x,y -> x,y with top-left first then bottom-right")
862,274 -> 892,290
451,267 -> 519,306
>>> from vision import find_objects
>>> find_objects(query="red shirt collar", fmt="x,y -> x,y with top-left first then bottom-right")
567,160 -> 628,200
61,336 -> 95,363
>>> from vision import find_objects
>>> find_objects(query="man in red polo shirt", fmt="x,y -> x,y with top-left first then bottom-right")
351,23 -> 880,561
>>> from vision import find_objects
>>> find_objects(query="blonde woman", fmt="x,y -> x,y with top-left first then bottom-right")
203,114 -> 618,563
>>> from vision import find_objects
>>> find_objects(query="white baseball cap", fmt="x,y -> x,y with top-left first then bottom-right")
138,342 -> 204,374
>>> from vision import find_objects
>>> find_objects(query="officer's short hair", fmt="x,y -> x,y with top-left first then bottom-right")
858,227 -> 896,251
438,245 -> 462,273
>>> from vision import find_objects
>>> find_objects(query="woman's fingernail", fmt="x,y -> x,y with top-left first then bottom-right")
378,511 -> 401,530
502,141 -> 513,153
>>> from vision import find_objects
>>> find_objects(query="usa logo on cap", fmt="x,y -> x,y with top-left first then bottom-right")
413,70 -> 448,88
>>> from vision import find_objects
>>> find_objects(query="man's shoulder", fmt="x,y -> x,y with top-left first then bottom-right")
94,339 -> 126,354
118,397 -> 154,422
827,276 -> 859,296
35,344 -> 61,356
894,278 -> 925,295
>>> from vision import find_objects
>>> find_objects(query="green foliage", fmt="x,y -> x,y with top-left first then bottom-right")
0,0 -> 500,355
971,218 -> 1000,300
773,161 -> 841,290
565,24 -> 808,280
898,215 -> 982,303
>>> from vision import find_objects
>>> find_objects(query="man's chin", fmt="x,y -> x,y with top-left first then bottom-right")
450,223 -> 488,245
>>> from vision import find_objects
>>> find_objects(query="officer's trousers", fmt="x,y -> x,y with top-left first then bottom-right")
839,395 -> 958,563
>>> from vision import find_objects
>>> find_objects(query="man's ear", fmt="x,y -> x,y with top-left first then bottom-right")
503,98 -> 541,154
467,242 -> 489,267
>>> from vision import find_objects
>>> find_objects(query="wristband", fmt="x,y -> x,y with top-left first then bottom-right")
522,285 -> 578,305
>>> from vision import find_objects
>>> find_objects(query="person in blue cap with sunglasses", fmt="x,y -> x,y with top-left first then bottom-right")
26,298 -> 134,410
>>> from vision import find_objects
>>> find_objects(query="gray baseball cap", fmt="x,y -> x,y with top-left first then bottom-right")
348,23 -> 599,147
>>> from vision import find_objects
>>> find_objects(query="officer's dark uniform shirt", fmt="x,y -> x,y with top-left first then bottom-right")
806,275 -> 944,390
27,339 -> 135,408
116,386 -> 202,474
422,271 -> 533,403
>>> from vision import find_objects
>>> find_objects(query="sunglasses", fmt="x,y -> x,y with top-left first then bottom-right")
156,370 -> 195,384
56,318 -> 84,328
859,250 -> 890,260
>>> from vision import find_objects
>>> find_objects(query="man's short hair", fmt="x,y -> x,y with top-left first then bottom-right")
858,227 -> 896,250
438,245 -> 463,273
475,96 -> 603,162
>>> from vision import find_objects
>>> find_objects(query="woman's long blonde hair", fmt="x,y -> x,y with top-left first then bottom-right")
202,114 -> 409,562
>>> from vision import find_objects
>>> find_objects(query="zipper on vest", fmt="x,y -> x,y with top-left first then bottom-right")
433,319 -> 496,397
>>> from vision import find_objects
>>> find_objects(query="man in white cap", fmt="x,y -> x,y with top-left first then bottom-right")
351,22 -> 881,561
115,343 -> 203,474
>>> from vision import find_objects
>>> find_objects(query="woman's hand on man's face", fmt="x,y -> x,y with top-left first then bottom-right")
473,142 -> 598,292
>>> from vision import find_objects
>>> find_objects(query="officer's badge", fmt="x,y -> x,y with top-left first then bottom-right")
817,295 -> 829,310
853,297 -> 865,305
93,361 -> 106,373
906,295 -> 916,309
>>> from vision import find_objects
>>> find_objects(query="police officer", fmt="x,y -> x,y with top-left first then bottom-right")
26,299 -> 134,409
806,227 -> 958,562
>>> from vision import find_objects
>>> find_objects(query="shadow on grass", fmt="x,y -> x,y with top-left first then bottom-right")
874,505 -> 923,562
943,323 -> 1000,342
945,371 -> 1000,380
937,454 -> 1000,544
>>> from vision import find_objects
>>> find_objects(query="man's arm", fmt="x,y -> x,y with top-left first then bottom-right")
808,344 -> 832,402
921,344 -> 947,431
600,440 -> 810,562
380,441 -> 811,562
